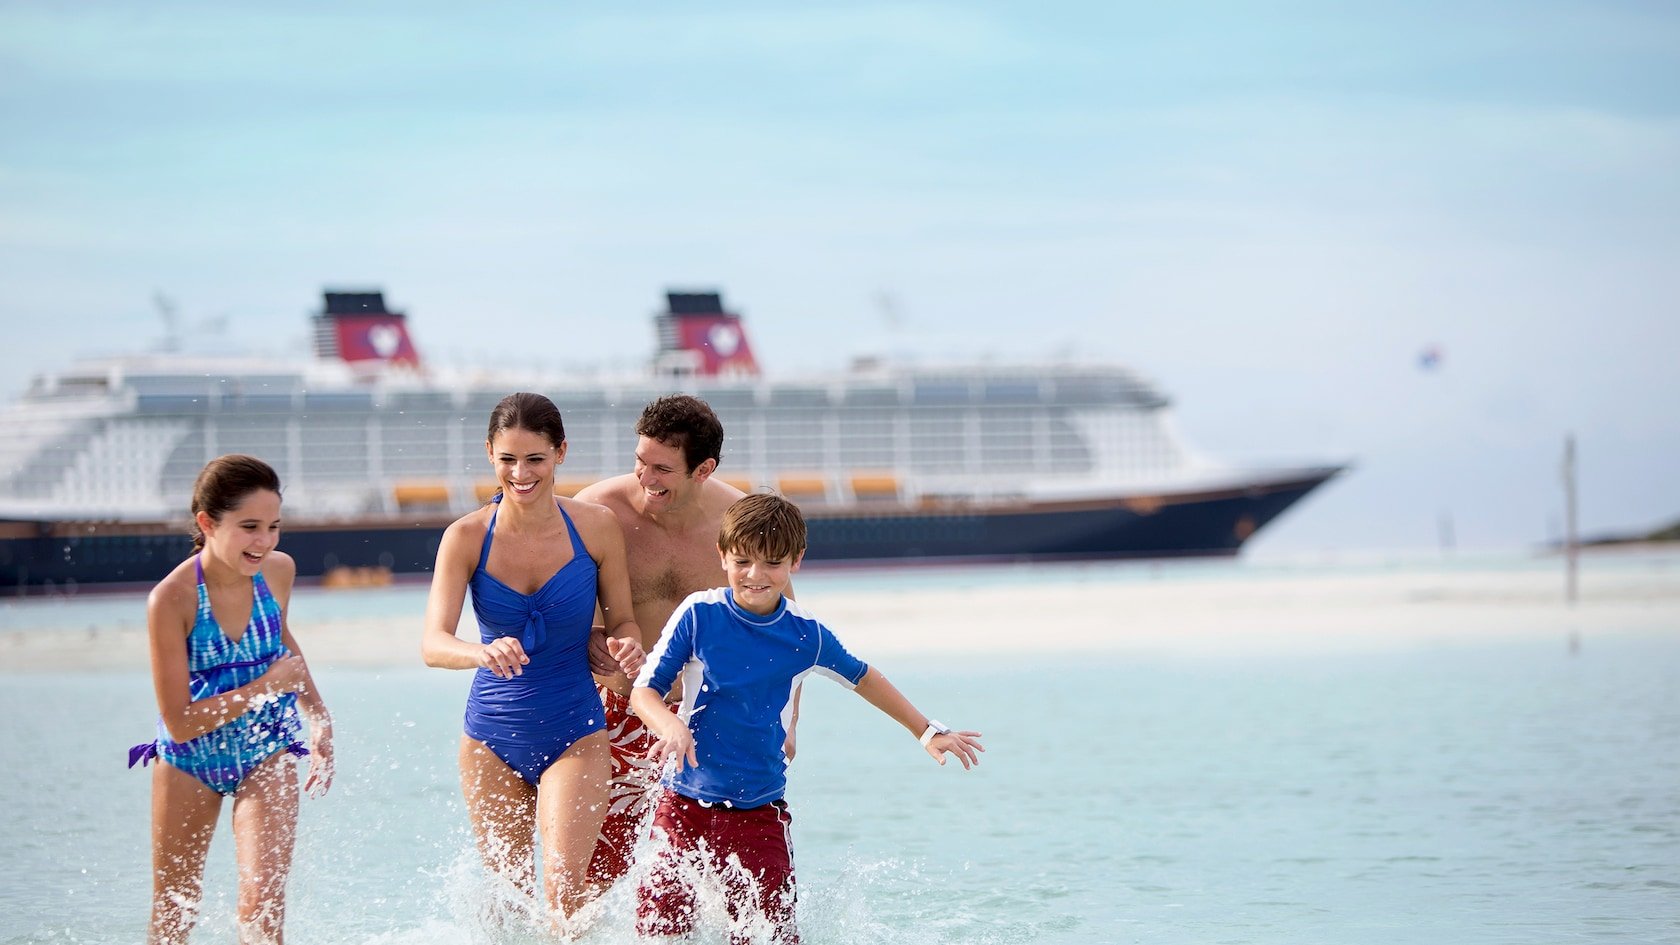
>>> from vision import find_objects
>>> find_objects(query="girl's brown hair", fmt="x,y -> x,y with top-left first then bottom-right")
189,454 -> 282,551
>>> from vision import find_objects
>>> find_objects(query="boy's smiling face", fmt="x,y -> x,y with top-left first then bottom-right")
719,546 -> 804,616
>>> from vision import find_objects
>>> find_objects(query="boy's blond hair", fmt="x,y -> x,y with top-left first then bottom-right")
717,493 -> 808,561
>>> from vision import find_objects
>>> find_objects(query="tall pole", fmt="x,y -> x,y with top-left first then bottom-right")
1562,433 -> 1578,605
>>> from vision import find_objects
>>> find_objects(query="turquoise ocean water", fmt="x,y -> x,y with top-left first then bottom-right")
1,553 -> 1677,943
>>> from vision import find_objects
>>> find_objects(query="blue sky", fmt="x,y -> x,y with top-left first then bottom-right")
1,1 -> 1676,555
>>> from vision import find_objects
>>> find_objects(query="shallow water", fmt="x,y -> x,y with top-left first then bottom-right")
2,556 -> 1678,943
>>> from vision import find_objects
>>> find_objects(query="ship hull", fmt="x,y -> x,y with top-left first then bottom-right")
0,470 -> 1334,595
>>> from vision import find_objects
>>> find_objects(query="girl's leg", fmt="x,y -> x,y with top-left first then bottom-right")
536,730 -> 611,918
231,751 -> 300,944
149,762 -> 224,945
460,736 -> 539,897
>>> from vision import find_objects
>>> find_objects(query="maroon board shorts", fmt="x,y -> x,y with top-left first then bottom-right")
636,789 -> 798,945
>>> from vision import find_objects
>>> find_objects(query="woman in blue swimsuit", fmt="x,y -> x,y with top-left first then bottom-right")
422,392 -> 646,923
135,454 -> 334,945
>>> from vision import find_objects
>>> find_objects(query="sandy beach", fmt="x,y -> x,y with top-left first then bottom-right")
4,551 -> 1677,672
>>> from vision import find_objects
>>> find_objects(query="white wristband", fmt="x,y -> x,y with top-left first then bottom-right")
919,719 -> 951,746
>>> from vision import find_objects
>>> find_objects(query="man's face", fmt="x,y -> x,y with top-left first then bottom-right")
633,435 -> 700,512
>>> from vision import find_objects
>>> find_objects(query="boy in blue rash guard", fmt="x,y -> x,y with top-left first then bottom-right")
630,493 -> 984,944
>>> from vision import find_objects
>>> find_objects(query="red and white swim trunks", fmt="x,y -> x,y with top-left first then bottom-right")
587,683 -> 680,886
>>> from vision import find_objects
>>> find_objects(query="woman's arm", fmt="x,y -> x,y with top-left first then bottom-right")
420,514 -> 529,677
574,500 -> 646,677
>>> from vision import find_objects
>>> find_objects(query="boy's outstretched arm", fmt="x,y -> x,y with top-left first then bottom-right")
853,667 -> 985,769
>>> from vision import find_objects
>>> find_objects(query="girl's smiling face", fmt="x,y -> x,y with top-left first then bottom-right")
198,488 -> 282,575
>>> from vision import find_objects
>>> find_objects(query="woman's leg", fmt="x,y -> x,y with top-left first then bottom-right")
230,751 -> 300,944
149,762 -> 224,945
536,730 -> 611,918
460,736 -> 539,897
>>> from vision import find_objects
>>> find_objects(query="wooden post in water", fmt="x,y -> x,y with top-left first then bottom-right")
1562,433 -> 1578,605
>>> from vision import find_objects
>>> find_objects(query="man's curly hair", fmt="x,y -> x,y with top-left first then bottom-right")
635,395 -> 724,472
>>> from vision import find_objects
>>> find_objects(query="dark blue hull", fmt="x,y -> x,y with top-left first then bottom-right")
0,470 -> 1338,595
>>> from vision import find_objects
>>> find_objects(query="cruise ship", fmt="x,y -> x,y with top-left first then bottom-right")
0,290 -> 1344,593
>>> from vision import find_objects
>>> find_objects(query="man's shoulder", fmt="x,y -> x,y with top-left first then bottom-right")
703,477 -> 748,514
573,475 -> 635,509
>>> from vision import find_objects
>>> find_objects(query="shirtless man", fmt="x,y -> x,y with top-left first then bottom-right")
577,394 -> 755,886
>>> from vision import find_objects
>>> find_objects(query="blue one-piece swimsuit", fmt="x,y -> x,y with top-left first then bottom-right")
129,556 -> 306,796
464,495 -> 605,785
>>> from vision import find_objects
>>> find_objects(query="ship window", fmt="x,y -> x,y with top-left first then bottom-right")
302,392 -> 373,411
131,375 -> 215,396
616,390 -> 668,411
547,391 -> 609,409
221,394 -> 294,413
136,394 -> 209,414
53,375 -> 110,393
692,388 -> 758,409
911,381 -> 971,406
981,380 -> 1042,405
218,375 -> 302,395
768,386 -> 829,407
388,392 -> 454,411
465,392 -> 510,414
843,386 -> 900,407
1049,376 -> 1118,404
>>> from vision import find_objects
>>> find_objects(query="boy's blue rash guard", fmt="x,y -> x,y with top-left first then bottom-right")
636,588 -> 869,808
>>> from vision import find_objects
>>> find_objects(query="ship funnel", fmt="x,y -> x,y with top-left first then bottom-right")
313,290 -> 422,370
654,291 -> 761,379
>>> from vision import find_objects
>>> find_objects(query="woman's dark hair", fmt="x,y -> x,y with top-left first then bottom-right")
189,454 -> 282,551
487,392 -> 567,449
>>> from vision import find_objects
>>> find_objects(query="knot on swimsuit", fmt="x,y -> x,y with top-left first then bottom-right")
520,607 -> 547,653
463,497 -> 605,785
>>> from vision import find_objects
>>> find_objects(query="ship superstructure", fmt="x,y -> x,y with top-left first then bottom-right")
0,290 -> 1342,591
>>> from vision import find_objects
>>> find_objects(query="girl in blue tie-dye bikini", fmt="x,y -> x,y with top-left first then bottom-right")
131,454 -> 334,945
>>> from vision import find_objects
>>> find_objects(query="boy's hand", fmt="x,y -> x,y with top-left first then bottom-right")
925,730 -> 985,770
650,722 -> 698,773
607,636 -> 645,678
